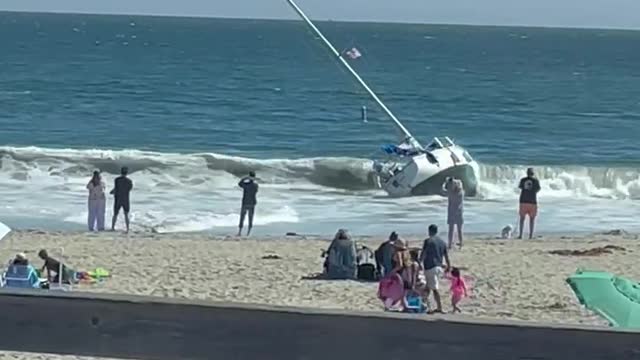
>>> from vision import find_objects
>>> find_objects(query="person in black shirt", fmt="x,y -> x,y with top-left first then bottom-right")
374,231 -> 398,277
237,171 -> 259,236
110,166 -> 133,233
518,167 -> 541,239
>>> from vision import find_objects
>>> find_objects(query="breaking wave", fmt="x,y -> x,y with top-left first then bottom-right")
0,146 -> 639,200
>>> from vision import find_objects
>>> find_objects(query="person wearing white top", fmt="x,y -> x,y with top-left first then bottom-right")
86,171 -> 106,231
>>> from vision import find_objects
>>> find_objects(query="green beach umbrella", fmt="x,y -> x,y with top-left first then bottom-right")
566,270 -> 640,329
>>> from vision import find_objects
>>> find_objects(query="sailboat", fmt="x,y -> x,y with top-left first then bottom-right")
285,0 -> 478,197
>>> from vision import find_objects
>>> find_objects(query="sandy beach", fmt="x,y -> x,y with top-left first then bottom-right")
0,229 -> 638,359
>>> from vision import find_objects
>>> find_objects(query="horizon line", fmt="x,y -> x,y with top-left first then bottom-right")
1,9 -> 639,32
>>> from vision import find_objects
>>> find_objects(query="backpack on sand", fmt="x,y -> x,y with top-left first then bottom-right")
356,245 -> 377,281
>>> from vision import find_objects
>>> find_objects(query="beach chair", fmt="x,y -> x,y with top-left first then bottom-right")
2,264 -> 40,289
404,293 -> 426,314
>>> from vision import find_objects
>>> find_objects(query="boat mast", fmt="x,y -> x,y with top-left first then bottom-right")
285,0 -> 423,149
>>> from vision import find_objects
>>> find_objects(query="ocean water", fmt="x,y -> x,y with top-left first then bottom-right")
1,12 -> 639,236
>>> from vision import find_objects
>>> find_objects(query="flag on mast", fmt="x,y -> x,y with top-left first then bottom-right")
344,47 -> 362,60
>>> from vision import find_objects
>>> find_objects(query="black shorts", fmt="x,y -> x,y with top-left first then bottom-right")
114,200 -> 130,214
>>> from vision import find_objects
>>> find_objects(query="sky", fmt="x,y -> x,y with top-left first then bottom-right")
1,0 -> 639,30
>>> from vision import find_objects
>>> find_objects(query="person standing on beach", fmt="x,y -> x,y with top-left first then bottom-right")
443,177 -> 464,249
419,224 -> 450,314
110,166 -> 133,233
518,167 -> 541,239
238,171 -> 258,236
86,171 -> 106,232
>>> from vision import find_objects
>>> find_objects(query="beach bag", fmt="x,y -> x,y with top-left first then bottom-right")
357,263 -> 376,281
356,245 -> 374,264
356,245 -> 377,281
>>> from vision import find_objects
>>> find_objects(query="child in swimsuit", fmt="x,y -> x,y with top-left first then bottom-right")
449,267 -> 468,313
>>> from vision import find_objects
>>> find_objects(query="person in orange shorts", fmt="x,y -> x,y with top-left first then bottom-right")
518,168 -> 541,239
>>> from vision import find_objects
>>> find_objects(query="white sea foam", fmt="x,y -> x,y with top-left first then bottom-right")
0,146 -> 638,235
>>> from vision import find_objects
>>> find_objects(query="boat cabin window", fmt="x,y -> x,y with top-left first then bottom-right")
426,152 -> 439,164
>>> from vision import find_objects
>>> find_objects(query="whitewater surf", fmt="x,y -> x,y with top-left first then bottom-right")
0,146 -> 638,235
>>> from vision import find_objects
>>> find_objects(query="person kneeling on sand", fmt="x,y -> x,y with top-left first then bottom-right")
38,249 -> 74,284
419,225 -> 451,314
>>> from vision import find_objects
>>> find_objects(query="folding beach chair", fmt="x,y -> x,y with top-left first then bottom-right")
2,264 -> 41,289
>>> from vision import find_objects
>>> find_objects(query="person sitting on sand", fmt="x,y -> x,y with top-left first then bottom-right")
397,241 -> 424,296
325,229 -> 357,280
12,252 -> 29,266
7,253 -> 40,288
388,240 -> 426,312
403,249 -> 427,312
38,249 -> 73,284
375,231 -> 398,277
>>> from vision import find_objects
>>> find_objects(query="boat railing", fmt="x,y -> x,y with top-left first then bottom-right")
443,136 -> 455,146
428,137 -> 456,150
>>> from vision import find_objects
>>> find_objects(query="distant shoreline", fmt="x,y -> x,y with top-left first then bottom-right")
0,10 -> 638,33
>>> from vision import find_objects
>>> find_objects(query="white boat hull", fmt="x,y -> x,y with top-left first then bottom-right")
377,144 -> 478,197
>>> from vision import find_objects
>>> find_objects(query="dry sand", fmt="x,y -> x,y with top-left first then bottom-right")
0,229 -> 638,359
